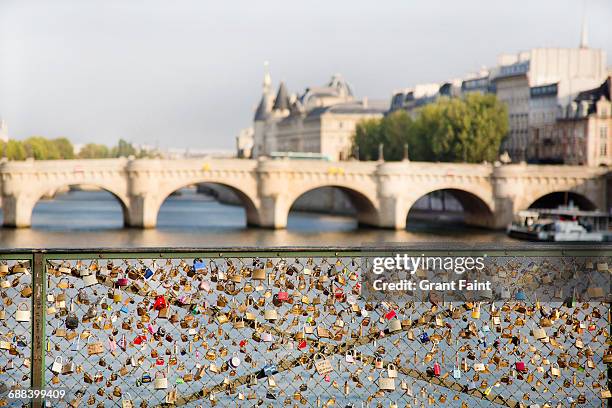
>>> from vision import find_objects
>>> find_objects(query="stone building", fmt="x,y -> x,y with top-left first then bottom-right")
0,119 -> 8,143
494,45 -> 607,161
527,77 -> 611,167
252,66 -> 386,160
235,127 -> 253,158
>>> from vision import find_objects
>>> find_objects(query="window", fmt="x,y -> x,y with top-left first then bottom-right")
600,126 -> 608,157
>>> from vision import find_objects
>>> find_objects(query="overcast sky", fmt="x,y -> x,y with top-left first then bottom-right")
0,0 -> 610,150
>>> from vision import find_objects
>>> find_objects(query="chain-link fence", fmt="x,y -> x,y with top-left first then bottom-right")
0,257 -> 33,408
0,248 -> 610,408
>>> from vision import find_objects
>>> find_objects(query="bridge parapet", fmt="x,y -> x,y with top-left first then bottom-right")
0,158 -> 607,230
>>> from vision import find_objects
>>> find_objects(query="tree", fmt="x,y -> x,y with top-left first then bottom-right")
78,143 -> 110,159
1,140 -> 27,160
352,93 -> 508,163
111,139 -> 137,158
353,118 -> 382,161
23,137 -> 60,160
52,138 -> 75,159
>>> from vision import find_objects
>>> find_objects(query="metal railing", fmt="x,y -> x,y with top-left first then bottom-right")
0,246 -> 610,408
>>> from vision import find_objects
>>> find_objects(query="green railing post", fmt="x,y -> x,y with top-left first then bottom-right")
31,252 -> 46,408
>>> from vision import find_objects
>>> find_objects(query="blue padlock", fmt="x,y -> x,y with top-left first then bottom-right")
193,260 -> 206,271
262,362 -> 278,377
515,289 -> 527,301
419,332 -> 430,344
144,268 -> 154,280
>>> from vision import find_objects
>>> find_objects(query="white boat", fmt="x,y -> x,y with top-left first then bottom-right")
507,204 -> 611,242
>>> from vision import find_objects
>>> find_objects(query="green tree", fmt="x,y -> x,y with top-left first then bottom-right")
111,139 -> 137,158
1,140 -> 27,160
422,93 -> 508,163
23,137 -> 60,160
353,118 -> 382,161
352,93 -> 508,163
51,138 -> 75,159
78,143 -> 110,159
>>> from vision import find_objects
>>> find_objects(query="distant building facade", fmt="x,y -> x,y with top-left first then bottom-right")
252,67 -> 386,160
527,77 -> 611,167
236,127 -> 254,158
494,46 -> 607,161
0,119 -> 8,143
389,69 -> 491,115
386,22 -> 608,165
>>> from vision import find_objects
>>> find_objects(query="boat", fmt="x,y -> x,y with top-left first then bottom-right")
507,203 -> 611,242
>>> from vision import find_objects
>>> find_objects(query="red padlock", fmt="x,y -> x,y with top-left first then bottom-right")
277,291 -> 289,301
334,287 -> 345,300
433,362 -> 441,376
153,295 -> 167,311
515,361 -> 526,372
116,277 -> 129,287
385,310 -> 397,320
298,340 -> 307,350
133,335 -> 147,345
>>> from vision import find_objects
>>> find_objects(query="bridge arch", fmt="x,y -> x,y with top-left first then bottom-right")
153,180 -> 261,228
404,187 -> 495,229
3,182 -> 131,228
527,191 -> 598,211
285,185 -> 380,228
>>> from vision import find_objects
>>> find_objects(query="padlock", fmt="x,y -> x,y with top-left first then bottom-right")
433,362 -> 441,376
70,336 -> 80,352
57,278 -> 69,290
378,372 -> 395,391
374,357 -> 384,369
264,309 -> 278,321
65,313 -> 79,330
345,350 -> 355,364
229,354 -> 241,368
51,356 -> 63,373
15,303 -> 30,322
387,364 -> 398,378
389,319 -> 401,332
193,259 -> 206,272
20,284 -> 33,298
153,371 -> 168,390
62,358 -> 76,374
453,365 -> 461,379
471,303 -> 481,319
256,359 -> 275,378
313,354 -> 333,375
515,289 -> 527,301
83,272 -> 98,287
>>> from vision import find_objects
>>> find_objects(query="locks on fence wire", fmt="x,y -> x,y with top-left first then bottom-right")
12,255 -> 610,407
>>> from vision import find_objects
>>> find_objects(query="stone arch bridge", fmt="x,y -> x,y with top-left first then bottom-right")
0,158 -> 607,229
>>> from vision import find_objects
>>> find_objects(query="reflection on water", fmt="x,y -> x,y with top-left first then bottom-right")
0,190 -> 510,248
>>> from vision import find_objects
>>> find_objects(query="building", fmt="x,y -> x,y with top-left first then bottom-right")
388,19 -> 607,165
236,127 -> 254,158
0,119 -> 8,143
252,66 -> 386,160
528,77 -> 611,167
493,21 -> 608,162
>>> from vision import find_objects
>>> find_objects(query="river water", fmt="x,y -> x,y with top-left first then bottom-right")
0,189 -> 511,249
